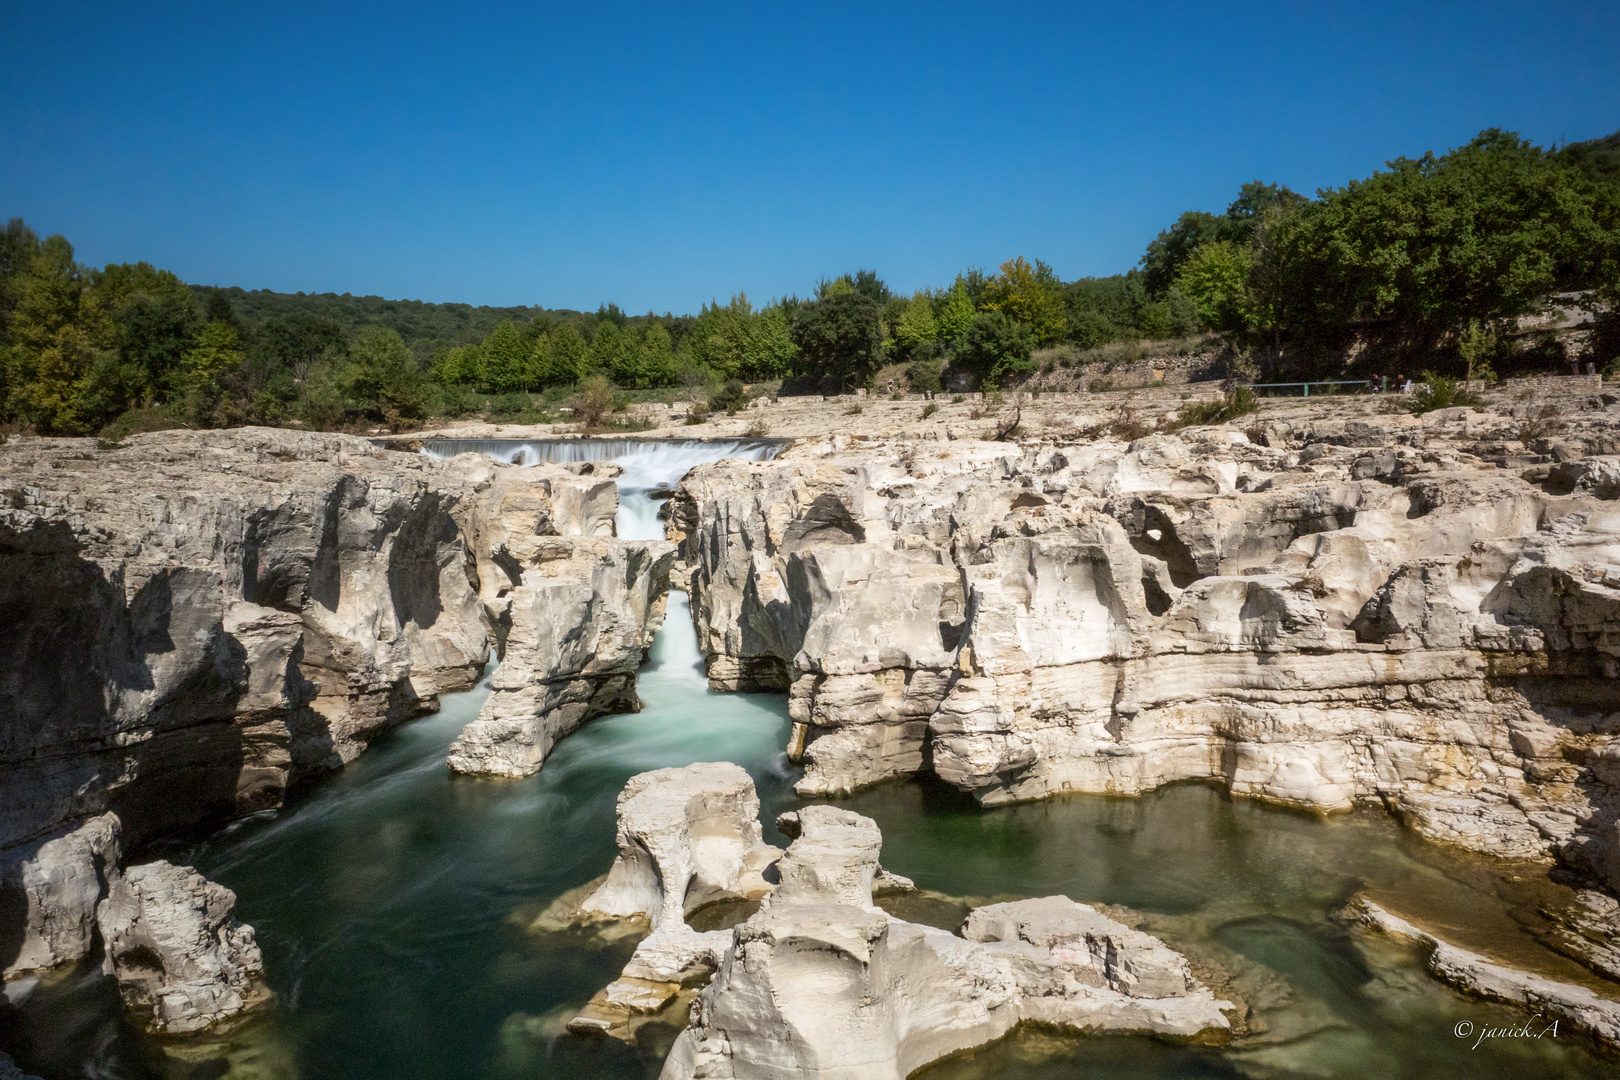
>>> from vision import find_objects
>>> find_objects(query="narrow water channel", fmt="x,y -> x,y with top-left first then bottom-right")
6,439 -> 1615,1079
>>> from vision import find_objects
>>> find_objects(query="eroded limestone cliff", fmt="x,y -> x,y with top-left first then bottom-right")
445,456 -> 674,776
672,406 -> 1620,898
0,428 -> 674,1028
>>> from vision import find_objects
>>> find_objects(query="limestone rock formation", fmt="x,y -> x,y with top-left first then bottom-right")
445,460 -> 674,776
563,765 -> 1228,1075
95,860 -> 265,1033
661,797 -> 1229,1079
1348,896 -> 1620,1045
0,429 -> 492,855
672,415 -> 1620,890
0,813 -> 120,977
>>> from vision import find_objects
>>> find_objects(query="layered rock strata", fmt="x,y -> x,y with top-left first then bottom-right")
445,458 -> 674,776
1349,896 -> 1620,1045
672,416 -> 1620,891
562,764 -> 1230,1075
0,430 -> 677,1028
0,429 -> 492,852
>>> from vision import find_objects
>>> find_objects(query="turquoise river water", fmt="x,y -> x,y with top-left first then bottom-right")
4,438 -> 1617,1080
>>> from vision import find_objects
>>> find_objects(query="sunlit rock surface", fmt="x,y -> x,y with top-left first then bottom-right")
445,459 -> 674,776
673,415 -> 1620,895
560,764 -> 1229,1076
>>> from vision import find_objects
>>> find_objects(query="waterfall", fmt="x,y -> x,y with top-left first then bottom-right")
418,436 -> 784,540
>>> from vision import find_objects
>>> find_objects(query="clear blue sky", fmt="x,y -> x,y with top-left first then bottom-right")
3,1 -> 1617,314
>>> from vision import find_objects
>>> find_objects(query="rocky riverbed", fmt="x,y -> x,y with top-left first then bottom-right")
3,378 -> 1620,1076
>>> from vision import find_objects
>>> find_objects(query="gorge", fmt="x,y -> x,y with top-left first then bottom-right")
2,390 -> 1620,1079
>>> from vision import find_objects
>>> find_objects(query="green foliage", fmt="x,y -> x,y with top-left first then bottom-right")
179,321 -> 244,425
905,358 -> 943,393
1173,385 -> 1258,428
790,291 -> 883,388
1174,241 -> 1252,331
343,326 -> 426,426
576,373 -> 615,427
709,379 -> 747,414
478,320 -> 527,392
1457,320 -> 1499,383
1281,130 -> 1609,367
921,402 -> 939,419
935,278 -> 975,342
535,322 -> 589,387
818,269 -> 892,304
683,294 -> 796,381
1408,372 -> 1485,414
893,291 -> 939,352
431,343 -> 479,385
980,257 -> 1068,346
956,311 -> 1034,383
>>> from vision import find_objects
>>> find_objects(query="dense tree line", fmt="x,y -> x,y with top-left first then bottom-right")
3,127 -> 1616,436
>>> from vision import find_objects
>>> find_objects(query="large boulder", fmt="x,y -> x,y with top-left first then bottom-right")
95,860 -> 264,1033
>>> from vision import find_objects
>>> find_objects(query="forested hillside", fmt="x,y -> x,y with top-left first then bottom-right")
2,127 -> 1617,436
192,287 -> 557,361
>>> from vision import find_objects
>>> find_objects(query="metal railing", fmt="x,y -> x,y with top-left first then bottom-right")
1243,380 -> 1372,397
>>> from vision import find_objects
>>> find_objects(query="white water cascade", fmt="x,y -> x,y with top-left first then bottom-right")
417,436 -> 783,540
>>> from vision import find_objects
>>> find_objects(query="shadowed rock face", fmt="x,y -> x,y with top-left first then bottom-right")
0,429 -> 493,853
674,424 -> 1620,893
0,430 -> 685,1028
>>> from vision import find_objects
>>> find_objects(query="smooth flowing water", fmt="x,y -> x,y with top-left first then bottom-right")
4,439 -> 1616,1079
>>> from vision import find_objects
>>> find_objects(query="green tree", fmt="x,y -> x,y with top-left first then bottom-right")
936,277 -> 975,342
789,291 -> 883,388
956,311 -> 1034,384
1173,241 -> 1253,332
481,319 -> 529,392
638,322 -> 679,387
981,257 -> 1067,345
343,326 -> 426,426
893,291 -> 939,353
535,322 -> 589,387
1280,129 -> 1601,367
431,343 -> 482,386
1140,211 -> 1224,296
180,320 -> 245,426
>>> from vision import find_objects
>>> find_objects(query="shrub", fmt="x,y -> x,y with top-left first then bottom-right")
951,394 -> 965,403
1408,372 -> 1484,414
487,392 -> 533,416
97,406 -> 184,444
957,311 -> 1035,382
905,359 -> 943,393
922,403 -> 939,419
685,402 -> 711,425
890,392 -> 903,401
709,379 -> 747,414
577,373 -> 615,427
845,403 -> 863,415
1173,385 -> 1258,428
745,417 -> 770,437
